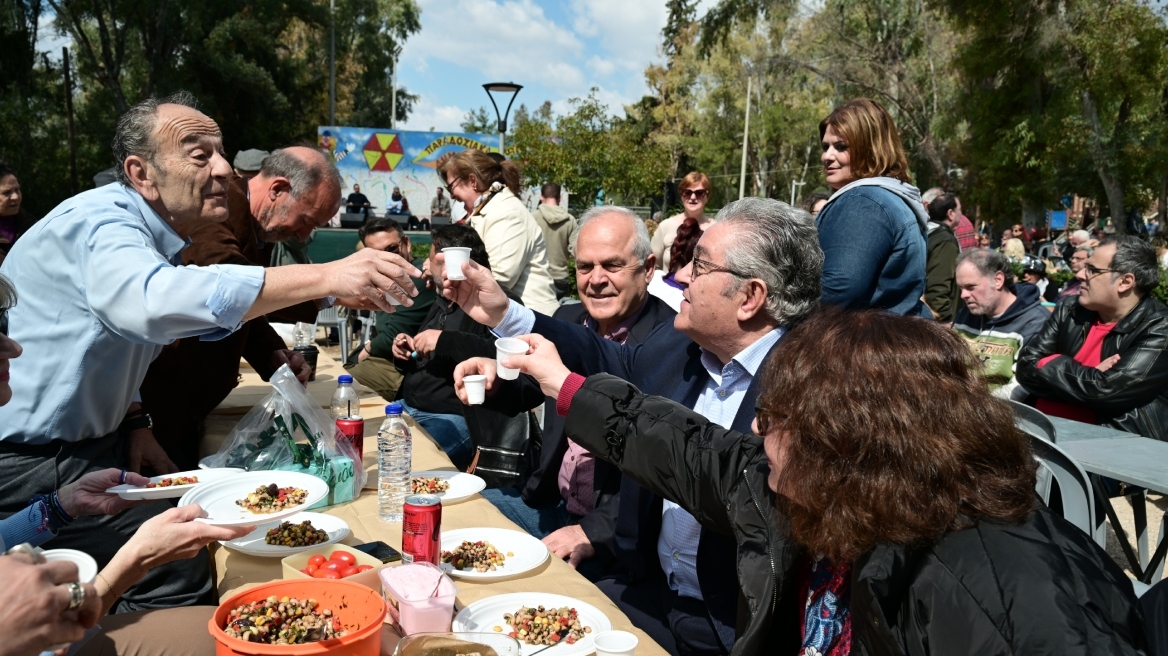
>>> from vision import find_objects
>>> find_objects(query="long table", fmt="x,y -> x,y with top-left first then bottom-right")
204,353 -> 667,656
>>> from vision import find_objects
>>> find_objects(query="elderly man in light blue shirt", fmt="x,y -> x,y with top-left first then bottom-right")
444,198 -> 823,656
0,91 -> 420,612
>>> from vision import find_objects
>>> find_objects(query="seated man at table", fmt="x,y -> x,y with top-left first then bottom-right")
346,183 -> 371,215
141,146 -> 340,470
479,206 -> 675,546
1017,235 -> 1168,441
952,248 -> 1051,397
0,91 -> 421,611
346,218 -> 437,400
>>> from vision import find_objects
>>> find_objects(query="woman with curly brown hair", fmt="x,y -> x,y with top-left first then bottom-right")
472,308 -> 1146,656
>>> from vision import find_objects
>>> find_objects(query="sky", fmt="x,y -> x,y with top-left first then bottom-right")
397,0 -> 717,133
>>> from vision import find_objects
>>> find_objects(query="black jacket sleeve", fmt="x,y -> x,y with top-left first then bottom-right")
1018,300 -> 1168,411
564,373 -> 765,535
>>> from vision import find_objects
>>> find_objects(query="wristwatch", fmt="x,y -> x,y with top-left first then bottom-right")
120,412 -> 153,433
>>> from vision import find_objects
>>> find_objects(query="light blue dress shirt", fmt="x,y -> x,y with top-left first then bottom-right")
0,183 -> 265,443
494,300 -> 783,600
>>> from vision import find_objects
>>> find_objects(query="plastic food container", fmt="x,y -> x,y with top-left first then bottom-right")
380,562 -> 458,635
209,578 -> 386,655
281,544 -> 386,591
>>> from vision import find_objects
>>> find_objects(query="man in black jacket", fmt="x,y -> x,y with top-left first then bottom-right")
445,198 -> 823,656
1018,235 -> 1168,440
479,207 -> 675,546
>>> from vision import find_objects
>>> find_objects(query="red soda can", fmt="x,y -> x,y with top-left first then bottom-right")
401,494 -> 442,565
335,416 -> 364,456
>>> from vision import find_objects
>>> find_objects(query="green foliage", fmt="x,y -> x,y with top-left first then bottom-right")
411,242 -> 430,261
461,106 -> 495,134
1155,269 -> 1168,306
510,89 -> 670,207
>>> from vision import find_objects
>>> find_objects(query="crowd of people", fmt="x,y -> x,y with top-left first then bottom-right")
1,88 -> 1167,656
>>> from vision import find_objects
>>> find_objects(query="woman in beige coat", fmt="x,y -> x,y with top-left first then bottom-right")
437,150 -> 559,315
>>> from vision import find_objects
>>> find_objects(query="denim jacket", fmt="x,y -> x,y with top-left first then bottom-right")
816,178 -> 928,316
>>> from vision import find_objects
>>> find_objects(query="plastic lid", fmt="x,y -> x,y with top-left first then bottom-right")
338,375 -> 353,384
386,403 -> 403,415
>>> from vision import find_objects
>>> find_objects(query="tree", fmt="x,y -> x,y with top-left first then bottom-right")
460,106 -> 495,134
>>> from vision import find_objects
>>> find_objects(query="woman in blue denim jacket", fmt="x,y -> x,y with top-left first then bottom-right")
815,99 -> 930,316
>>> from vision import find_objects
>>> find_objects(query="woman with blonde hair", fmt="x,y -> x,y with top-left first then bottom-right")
816,99 -> 929,315
436,149 -> 559,315
650,171 -> 713,271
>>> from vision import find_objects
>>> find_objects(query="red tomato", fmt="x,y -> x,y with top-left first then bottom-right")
355,565 -> 373,572
305,563 -> 318,575
329,551 -> 357,566
339,566 -> 360,578
312,568 -> 341,579
307,555 -> 326,567
321,560 -> 343,571
300,568 -> 312,576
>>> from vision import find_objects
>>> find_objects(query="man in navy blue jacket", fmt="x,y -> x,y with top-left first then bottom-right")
445,198 -> 823,656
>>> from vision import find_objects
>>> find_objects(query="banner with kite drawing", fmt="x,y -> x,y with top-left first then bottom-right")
318,126 -> 498,221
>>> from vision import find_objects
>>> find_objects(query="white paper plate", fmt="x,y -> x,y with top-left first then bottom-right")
440,527 -> 549,580
105,468 -> 244,500
453,592 -> 612,656
410,470 -> 486,504
178,471 -> 329,527
220,512 -> 350,557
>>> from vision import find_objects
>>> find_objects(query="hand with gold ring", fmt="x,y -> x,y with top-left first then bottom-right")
0,553 -> 101,656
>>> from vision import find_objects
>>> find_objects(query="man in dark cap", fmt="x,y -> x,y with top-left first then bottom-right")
233,148 -> 269,180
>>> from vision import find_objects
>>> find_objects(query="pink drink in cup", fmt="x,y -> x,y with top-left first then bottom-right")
381,562 -> 458,635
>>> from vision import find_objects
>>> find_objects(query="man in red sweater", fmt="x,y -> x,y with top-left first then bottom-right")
1017,236 -> 1168,441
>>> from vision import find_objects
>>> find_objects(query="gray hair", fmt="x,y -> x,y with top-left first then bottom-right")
1072,229 -> 1091,243
716,197 -> 823,327
111,90 -> 199,186
921,187 -> 945,204
1074,245 -> 1094,257
260,148 -> 343,212
1101,235 -> 1159,296
576,206 -> 652,265
0,274 -> 15,310
957,248 -> 1016,288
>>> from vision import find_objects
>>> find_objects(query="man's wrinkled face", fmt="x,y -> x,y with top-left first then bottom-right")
1069,249 -> 1090,273
0,175 -> 21,217
256,184 -> 337,242
957,260 -> 1005,316
148,104 -> 231,224
574,214 -> 654,325
673,222 -> 753,343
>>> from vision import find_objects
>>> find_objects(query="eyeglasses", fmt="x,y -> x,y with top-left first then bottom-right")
444,177 -> 461,195
681,188 -> 709,200
1083,264 -> 1118,279
0,309 -> 7,336
382,240 -> 404,256
691,256 -> 751,280
754,402 -> 785,436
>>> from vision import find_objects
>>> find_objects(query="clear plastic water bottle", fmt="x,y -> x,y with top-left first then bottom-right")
377,403 -> 412,522
330,374 -> 360,419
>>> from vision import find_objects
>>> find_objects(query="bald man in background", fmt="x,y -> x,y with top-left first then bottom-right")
141,146 -> 346,469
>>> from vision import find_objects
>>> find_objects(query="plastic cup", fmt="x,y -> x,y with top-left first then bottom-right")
495,338 -> 528,381
443,247 -> 472,280
41,549 -> 98,583
594,630 -> 639,656
463,374 -> 486,404
384,291 -> 403,306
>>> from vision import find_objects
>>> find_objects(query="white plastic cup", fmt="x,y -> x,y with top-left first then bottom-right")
463,375 -> 486,405
443,247 -> 472,280
383,291 -> 403,306
594,630 -> 638,656
495,338 -> 528,381
41,549 -> 98,583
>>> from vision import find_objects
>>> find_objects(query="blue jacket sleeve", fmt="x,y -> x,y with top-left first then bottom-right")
0,500 -> 57,551
817,195 -> 897,309
532,312 -> 642,379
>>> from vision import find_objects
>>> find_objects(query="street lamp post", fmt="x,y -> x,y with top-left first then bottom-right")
482,82 -> 523,157
390,45 -> 403,129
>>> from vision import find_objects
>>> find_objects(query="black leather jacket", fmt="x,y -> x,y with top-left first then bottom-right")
566,374 -> 1146,656
1017,294 -> 1168,441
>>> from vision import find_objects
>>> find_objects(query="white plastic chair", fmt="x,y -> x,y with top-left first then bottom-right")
315,306 -> 342,345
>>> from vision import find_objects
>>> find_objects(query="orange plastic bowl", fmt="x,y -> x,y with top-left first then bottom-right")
210,578 -> 387,655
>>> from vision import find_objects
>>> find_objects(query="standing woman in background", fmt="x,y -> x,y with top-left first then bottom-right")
815,99 -> 929,315
651,171 -> 713,271
436,150 -> 559,315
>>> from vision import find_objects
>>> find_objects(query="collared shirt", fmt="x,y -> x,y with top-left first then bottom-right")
658,327 -> 783,599
954,215 -> 977,251
557,298 -> 649,515
432,195 -> 451,215
495,299 -> 784,600
0,183 -> 264,443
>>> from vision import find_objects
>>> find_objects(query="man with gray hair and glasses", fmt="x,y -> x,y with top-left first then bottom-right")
445,197 -> 823,656
140,146 -> 349,470
0,92 -> 420,611
478,206 -> 676,561
1018,235 -> 1168,441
